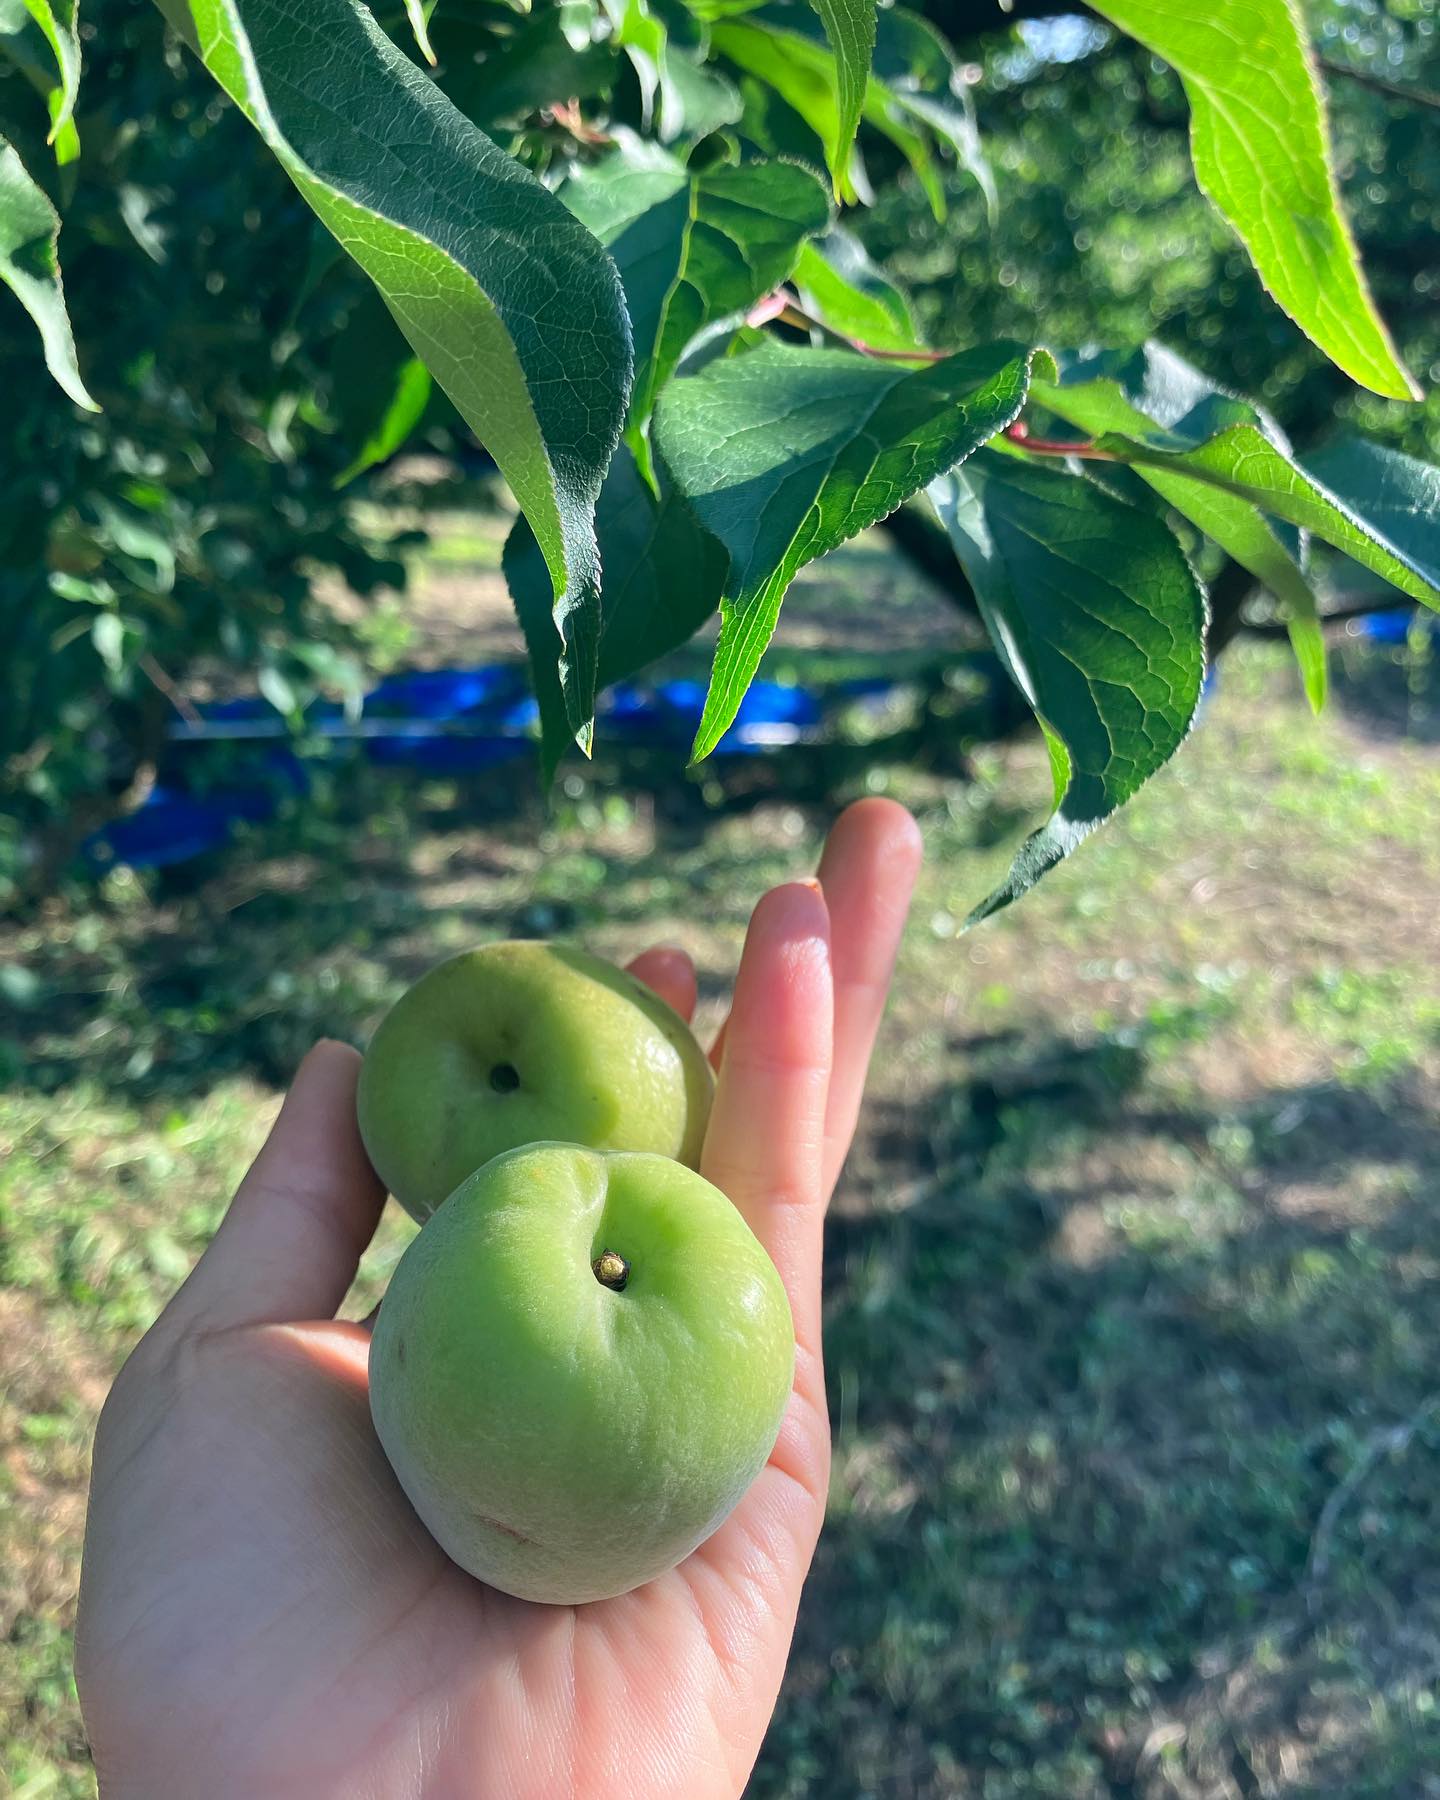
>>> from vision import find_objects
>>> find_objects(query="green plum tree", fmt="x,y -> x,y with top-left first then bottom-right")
2,0 -> 1437,914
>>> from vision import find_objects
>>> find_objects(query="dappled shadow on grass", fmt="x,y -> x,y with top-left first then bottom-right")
756,1030 -> 1440,1800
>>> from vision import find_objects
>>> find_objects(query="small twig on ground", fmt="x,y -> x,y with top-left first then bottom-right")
1304,1393 -> 1440,1613
139,654 -> 203,726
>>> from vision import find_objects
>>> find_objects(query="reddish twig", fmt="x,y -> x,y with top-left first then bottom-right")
139,653 -> 203,726
745,290 -> 792,329
1003,420 -> 1119,461
746,296 -> 1128,470
545,99 -> 613,146
748,288 -> 949,362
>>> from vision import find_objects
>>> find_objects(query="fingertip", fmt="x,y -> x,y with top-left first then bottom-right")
626,943 -> 699,1023
295,1037 -> 363,1087
826,796 -> 923,873
269,1039 -> 367,1141
748,878 -> 831,954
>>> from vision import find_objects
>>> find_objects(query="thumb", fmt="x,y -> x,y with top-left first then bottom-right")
166,1041 -> 387,1335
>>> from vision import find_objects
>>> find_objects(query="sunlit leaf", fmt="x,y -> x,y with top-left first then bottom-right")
180,0 -> 632,746
791,226 -> 921,352
401,0 -> 435,65
803,0 -> 875,198
1090,0 -> 1418,400
711,4 -> 981,219
1031,349 -> 1440,613
0,132 -> 97,409
654,338 -> 1049,759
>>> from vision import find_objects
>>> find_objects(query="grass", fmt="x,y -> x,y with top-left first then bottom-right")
3,546 -> 1440,1796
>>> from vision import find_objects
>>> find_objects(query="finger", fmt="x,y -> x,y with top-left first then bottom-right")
701,882 -> 832,1357
625,943 -> 697,1024
816,798 -> 923,1196
166,1041 -> 386,1335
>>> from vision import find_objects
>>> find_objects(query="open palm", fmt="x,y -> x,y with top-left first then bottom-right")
75,799 -> 921,1800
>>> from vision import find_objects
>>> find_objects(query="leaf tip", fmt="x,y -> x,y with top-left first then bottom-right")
1030,346 -> 1060,385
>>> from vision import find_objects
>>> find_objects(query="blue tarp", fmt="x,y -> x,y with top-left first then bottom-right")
86,668 -> 839,870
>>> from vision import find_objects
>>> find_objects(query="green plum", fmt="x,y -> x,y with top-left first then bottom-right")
357,940 -> 713,1221
368,1143 -> 795,1604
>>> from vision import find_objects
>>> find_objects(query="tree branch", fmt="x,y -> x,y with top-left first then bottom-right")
1319,56 -> 1440,114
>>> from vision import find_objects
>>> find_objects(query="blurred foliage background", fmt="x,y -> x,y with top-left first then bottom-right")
872,2 -> 1440,461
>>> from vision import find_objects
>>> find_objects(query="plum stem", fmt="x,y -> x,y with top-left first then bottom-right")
593,1249 -> 629,1291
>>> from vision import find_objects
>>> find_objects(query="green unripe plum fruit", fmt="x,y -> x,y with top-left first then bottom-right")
357,941 -> 713,1221
368,1143 -> 794,1604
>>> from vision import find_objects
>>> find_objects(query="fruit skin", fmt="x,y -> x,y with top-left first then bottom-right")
368,1144 -> 794,1605
357,941 -> 714,1222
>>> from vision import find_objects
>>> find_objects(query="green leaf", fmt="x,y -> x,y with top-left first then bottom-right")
0,0 -> 80,159
401,0 -> 435,65
712,5 -> 975,218
654,338 -> 1049,760
1030,350 -> 1440,614
20,0 -> 79,142
1032,346 -> 1326,709
713,16 -> 851,190
504,445 -> 727,781
791,226 -> 920,352
560,138 -> 830,437
930,453 -> 1207,921
0,132 -> 97,409
1301,437 -> 1440,593
803,0 -> 875,198
601,0 -> 672,132
334,359 -> 431,489
327,286 -> 436,487
181,0 -> 633,746
870,7 -> 993,220
1088,0 -> 1418,401
661,42 -> 744,142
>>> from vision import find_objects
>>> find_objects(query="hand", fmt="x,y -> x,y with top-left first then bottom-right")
75,798 -> 922,1800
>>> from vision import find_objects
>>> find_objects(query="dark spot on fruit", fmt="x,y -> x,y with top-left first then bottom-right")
489,1062 -> 520,1094
477,1512 -> 534,1544
396,1338 -> 407,1366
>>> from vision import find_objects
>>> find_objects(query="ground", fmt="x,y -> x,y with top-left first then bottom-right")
3,518 -> 1439,1798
